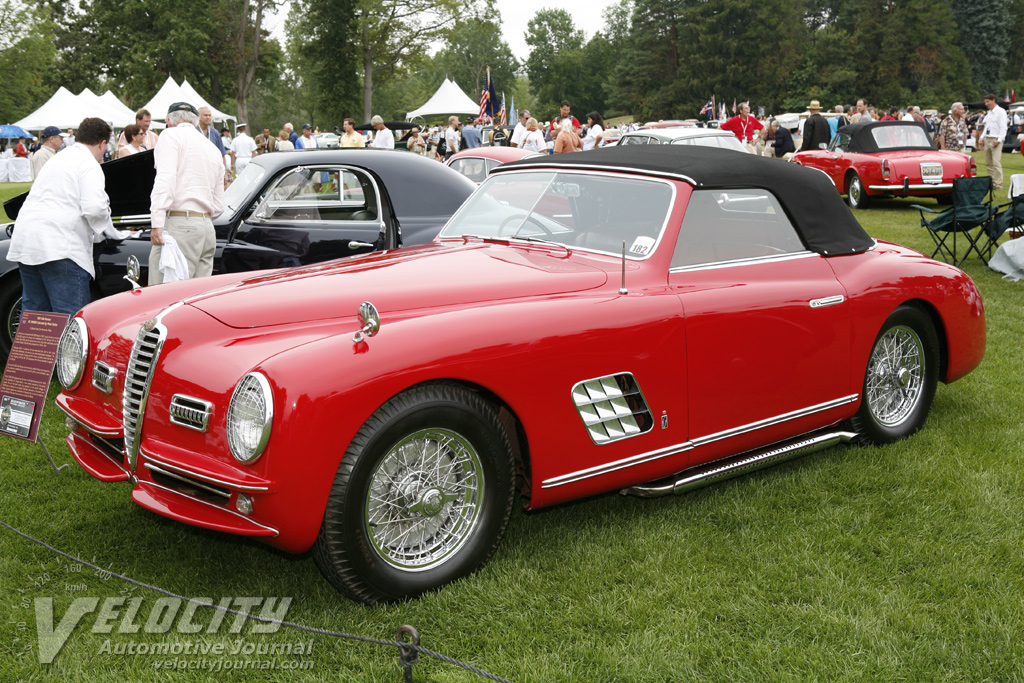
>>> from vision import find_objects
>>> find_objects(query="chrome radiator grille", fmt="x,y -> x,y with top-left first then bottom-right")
123,323 -> 165,468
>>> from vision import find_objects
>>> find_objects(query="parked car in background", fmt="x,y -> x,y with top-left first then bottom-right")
618,126 -> 749,153
790,121 -> 976,209
58,146 -> 984,605
445,147 -> 543,183
312,132 -> 339,149
0,148 -> 476,356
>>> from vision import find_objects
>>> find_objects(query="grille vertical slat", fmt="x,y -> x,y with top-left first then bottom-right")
122,324 -> 166,468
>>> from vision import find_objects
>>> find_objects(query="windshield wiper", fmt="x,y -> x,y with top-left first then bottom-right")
507,235 -> 572,254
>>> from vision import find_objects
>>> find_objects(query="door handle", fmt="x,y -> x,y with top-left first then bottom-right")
810,295 -> 844,308
348,241 -> 375,250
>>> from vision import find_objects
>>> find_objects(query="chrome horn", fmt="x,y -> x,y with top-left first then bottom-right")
353,301 -> 380,343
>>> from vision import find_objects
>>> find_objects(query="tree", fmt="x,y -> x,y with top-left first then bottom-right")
233,0 -> 282,125
0,0 -> 56,122
951,0 -> 1007,96
432,16 -> 518,98
298,0 -> 359,125
352,0 -> 461,121
524,9 -> 584,113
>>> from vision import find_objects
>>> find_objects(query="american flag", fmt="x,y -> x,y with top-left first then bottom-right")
499,93 -> 507,125
478,86 -> 489,121
699,98 -> 714,117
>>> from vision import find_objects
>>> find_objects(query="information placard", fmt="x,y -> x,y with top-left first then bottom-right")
0,311 -> 70,443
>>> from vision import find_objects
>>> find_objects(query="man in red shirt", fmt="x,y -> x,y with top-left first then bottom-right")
719,102 -> 763,153
14,137 -> 28,157
549,100 -> 581,135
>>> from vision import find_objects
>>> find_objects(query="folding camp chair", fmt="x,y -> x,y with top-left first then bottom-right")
982,192 -> 1024,258
912,177 -> 997,267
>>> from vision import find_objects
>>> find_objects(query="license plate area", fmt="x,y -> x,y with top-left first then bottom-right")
920,162 -> 943,184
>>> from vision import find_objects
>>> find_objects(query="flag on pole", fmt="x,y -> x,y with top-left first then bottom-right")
732,99 -> 737,114
478,75 -> 489,121
719,102 -> 727,121
510,96 -> 517,124
1013,89 -> 1017,103
499,93 -> 507,125
699,98 -> 714,117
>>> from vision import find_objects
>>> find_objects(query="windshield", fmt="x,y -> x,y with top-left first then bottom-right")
870,125 -> 933,149
671,135 -> 747,152
223,163 -> 266,214
440,170 -> 674,259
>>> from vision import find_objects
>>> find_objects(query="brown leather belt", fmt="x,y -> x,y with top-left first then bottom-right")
167,210 -> 210,218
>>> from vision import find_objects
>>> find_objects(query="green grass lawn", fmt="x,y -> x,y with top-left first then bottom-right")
0,182 -> 31,222
1,155 -> 1023,682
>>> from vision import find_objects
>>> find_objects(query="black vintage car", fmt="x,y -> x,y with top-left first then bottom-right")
0,147 -> 476,356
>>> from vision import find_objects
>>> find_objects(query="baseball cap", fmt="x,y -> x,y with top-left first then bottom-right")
167,102 -> 198,116
42,126 -> 62,138
301,123 -> 312,130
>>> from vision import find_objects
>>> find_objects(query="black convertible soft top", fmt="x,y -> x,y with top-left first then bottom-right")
837,120 -> 933,154
495,145 -> 874,256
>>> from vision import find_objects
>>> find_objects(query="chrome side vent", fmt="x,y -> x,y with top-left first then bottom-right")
92,361 -> 117,394
170,394 -> 213,432
123,322 -> 166,469
572,373 -> 653,445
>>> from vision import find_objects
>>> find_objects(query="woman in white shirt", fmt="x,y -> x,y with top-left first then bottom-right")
520,118 -> 546,153
583,112 -> 605,150
276,130 -> 294,151
117,124 -> 144,158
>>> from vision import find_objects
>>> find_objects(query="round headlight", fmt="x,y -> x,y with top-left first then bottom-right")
56,318 -> 88,389
227,372 -> 273,463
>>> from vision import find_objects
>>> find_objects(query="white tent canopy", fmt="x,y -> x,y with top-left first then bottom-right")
406,78 -> 480,120
100,90 -> 138,124
142,76 -> 234,123
77,88 -> 132,126
13,86 -> 100,130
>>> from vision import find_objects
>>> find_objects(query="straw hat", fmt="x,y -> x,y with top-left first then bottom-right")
808,100 -> 822,111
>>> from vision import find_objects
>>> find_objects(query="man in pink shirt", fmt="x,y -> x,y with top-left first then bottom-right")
148,102 -> 226,285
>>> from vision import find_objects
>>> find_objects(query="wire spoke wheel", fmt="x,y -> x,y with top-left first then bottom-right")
865,325 -> 924,426
366,428 -> 484,570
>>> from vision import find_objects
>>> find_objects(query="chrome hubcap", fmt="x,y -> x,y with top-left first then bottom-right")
866,325 -> 924,427
7,296 -> 20,341
365,428 -> 483,570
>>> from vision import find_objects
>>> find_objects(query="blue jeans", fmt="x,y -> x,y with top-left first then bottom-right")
19,259 -> 92,316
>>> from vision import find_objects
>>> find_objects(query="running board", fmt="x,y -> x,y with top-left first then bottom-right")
621,430 -> 859,498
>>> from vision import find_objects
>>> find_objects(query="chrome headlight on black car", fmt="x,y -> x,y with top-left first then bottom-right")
56,318 -> 88,389
227,372 -> 273,463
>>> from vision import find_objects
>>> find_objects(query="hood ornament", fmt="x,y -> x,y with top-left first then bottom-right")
125,255 -> 142,292
353,301 -> 380,343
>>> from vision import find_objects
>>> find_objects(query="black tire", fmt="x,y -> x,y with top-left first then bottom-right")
0,276 -> 22,358
848,305 -> 938,444
312,383 -> 515,604
846,173 -> 869,209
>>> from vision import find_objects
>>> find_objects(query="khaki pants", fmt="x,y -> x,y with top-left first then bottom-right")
148,215 -> 216,285
983,137 -> 1003,190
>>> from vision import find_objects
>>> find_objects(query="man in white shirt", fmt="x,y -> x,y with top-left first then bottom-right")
117,108 -> 158,151
510,109 -> 530,147
31,126 -> 64,178
295,123 -> 320,149
230,122 -> 257,173
444,115 -> 460,160
8,118 -> 119,315
64,128 -> 75,146
370,115 -> 395,149
980,93 -> 1008,191
148,102 -> 226,285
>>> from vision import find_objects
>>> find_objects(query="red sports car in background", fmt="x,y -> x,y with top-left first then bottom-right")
56,146 -> 984,604
791,121 -> 976,209
445,146 -> 543,184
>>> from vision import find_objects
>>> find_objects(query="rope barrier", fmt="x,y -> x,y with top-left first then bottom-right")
0,518 -> 515,683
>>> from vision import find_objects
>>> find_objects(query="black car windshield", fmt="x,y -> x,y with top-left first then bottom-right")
440,170 -> 674,259
870,124 -> 933,150
224,163 -> 266,213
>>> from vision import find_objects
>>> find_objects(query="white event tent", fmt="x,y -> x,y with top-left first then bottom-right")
142,76 -> 234,123
13,87 -> 95,130
406,78 -> 480,120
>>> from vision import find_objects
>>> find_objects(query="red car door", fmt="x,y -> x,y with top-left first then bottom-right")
667,188 -> 854,464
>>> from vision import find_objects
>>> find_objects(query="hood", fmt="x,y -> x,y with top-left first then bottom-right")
186,243 -> 609,328
4,149 -> 156,220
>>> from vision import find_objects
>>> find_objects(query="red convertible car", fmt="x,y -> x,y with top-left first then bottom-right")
791,121 -> 976,209
56,146 -> 985,604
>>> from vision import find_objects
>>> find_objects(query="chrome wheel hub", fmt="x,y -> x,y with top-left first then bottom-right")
866,325 -> 924,427
365,428 -> 484,570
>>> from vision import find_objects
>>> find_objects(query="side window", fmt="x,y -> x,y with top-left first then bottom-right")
829,133 -> 851,153
253,167 -> 379,223
620,135 -> 647,146
671,189 -> 806,268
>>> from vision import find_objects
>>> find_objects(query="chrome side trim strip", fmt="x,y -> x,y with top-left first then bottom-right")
669,251 -> 816,273
541,394 -> 859,489
690,395 -> 859,448
57,404 -> 123,438
135,479 -> 279,536
144,463 -> 231,499
541,442 -> 694,489
868,183 -> 953,191
810,295 -> 845,308
142,453 -> 270,492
